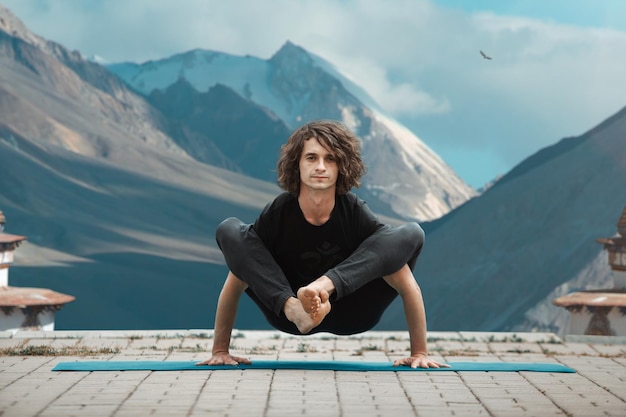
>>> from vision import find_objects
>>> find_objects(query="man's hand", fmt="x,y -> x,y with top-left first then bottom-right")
393,353 -> 450,369
195,351 -> 251,366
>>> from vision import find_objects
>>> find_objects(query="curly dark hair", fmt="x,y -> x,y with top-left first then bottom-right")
277,120 -> 366,195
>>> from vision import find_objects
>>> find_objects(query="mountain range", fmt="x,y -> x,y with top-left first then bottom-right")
1,4 -> 623,335
107,42 -> 477,220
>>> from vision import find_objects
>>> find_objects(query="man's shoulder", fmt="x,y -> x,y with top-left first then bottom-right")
272,192 -> 296,206
337,192 -> 365,207
335,192 -> 374,220
261,192 -> 297,215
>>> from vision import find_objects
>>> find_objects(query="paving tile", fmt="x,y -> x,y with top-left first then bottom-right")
489,342 -> 545,354
11,331 -> 48,339
541,342 -> 603,356
588,343 -> 626,356
0,338 -> 26,349
1,330 -> 625,417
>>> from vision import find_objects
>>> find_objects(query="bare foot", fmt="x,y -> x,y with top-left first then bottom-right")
284,297 -> 331,334
297,285 -> 330,318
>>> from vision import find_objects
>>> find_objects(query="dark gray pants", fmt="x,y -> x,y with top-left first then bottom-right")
215,218 -> 424,335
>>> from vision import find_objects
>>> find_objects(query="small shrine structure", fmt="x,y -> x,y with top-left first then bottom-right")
553,206 -> 626,336
0,210 -> 75,333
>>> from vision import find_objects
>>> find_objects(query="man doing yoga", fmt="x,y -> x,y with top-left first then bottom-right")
198,120 -> 447,369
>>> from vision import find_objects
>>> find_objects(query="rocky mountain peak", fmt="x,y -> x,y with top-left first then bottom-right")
0,5 -> 40,44
0,5 -> 75,61
267,41 -> 354,127
269,41 -> 312,65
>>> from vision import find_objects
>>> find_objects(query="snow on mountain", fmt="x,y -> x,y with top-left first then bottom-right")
108,42 -> 477,221
366,113 -> 473,219
85,54 -> 108,65
108,50 -> 287,121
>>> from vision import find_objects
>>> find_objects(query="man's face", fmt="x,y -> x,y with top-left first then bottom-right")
299,137 -> 338,193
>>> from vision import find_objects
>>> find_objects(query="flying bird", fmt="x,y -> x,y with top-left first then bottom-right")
480,50 -> 492,60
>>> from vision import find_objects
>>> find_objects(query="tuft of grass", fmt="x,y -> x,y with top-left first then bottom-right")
506,348 -> 533,354
362,344 -> 382,351
442,348 -> 480,357
542,336 -> 562,345
296,343 -> 317,353
542,348 -> 557,356
1,345 -> 120,357
484,334 -> 525,343
189,332 -> 212,339
246,345 -> 278,354
352,344 -> 385,356
140,345 -> 210,353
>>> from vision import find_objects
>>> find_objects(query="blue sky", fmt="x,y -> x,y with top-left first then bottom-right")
3,0 -> 625,188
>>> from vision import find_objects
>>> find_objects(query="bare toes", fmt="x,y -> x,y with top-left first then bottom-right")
297,287 -> 321,314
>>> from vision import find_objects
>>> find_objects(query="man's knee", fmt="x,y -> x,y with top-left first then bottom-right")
398,222 -> 425,249
215,217 -> 244,248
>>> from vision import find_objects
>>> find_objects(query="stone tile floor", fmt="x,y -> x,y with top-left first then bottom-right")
0,330 -> 624,417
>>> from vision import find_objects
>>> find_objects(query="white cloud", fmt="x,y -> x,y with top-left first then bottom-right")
465,13 -> 626,148
383,83 -> 451,116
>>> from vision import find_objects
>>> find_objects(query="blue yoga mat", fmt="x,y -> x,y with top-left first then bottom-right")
52,360 -> 575,373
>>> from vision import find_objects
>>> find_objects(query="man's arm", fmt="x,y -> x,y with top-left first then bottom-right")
384,265 -> 450,369
196,272 -> 251,366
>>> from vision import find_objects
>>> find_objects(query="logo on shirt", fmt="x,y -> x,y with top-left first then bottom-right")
300,241 -> 344,275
